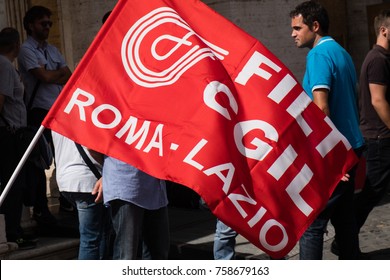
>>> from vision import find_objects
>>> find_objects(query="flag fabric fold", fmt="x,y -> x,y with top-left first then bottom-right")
43,0 -> 357,258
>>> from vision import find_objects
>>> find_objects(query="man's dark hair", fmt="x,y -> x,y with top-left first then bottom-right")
0,27 -> 20,53
374,9 -> 390,36
23,5 -> 52,35
289,1 -> 329,34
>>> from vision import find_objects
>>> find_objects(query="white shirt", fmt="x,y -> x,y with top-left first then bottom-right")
52,131 -> 102,193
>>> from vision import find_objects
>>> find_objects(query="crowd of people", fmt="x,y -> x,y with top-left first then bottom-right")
0,1 -> 389,260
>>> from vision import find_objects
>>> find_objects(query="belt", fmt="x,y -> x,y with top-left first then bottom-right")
365,135 -> 390,140
0,126 -> 19,133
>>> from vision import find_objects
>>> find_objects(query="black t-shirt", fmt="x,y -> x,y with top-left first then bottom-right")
359,44 -> 390,138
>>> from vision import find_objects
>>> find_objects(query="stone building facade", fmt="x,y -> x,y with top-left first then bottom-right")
0,0 -> 390,80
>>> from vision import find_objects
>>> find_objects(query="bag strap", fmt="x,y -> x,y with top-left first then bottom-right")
0,113 -> 10,127
26,81 -> 41,111
26,49 -> 48,110
74,142 -> 102,179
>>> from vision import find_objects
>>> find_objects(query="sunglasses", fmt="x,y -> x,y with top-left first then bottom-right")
39,21 -> 53,28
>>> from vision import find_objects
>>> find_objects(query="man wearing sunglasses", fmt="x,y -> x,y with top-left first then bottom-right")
18,6 -> 72,227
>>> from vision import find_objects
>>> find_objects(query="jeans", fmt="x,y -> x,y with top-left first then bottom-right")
354,138 -> 390,230
214,219 -> 238,260
61,192 -> 110,260
299,147 -> 363,260
299,178 -> 359,259
110,199 -> 170,260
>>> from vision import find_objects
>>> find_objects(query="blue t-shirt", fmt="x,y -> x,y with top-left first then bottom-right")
102,156 -> 168,210
303,36 -> 364,149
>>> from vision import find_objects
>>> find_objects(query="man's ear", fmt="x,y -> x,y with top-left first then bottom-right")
28,22 -> 34,33
312,21 -> 320,33
380,26 -> 388,38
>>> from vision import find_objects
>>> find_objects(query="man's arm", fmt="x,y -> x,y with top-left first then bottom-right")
87,148 -> 104,203
313,88 -> 350,180
18,46 -> 72,85
29,65 -> 71,85
312,88 -> 330,116
370,83 -> 390,129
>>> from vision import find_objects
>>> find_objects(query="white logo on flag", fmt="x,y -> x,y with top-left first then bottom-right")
121,7 -> 229,88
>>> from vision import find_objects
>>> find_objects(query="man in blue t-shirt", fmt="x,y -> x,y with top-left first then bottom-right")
290,1 -> 364,260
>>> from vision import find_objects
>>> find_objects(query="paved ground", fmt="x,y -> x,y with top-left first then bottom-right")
168,192 -> 390,260
2,179 -> 390,260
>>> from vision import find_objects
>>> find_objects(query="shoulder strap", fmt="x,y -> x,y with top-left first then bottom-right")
26,81 -> 41,110
0,113 -> 10,127
26,49 -> 49,110
74,142 -> 102,179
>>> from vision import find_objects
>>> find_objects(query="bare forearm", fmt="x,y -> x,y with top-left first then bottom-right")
372,100 -> 390,129
313,89 -> 330,116
55,67 -> 72,85
31,66 -> 71,85
370,83 -> 390,129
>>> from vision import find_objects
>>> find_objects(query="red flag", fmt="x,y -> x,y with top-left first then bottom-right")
43,0 -> 357,258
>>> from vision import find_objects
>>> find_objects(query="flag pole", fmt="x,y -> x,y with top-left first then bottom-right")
0,125 -> 46,207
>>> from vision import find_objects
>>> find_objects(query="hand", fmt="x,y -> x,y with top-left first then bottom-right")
92,177 -> 103,203
341,173 -> 350,182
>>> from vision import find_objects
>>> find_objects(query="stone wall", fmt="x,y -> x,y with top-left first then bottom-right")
203,0 -> 307,81
347,0 -> 383,75
0,0 -> 6,29
58,0 -> 116,70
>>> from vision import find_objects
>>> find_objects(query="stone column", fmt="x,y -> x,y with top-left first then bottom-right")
4,0 -> 27,40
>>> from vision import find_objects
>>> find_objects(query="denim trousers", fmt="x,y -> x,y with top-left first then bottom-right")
109,199 -> 170,260
61,192 -> 110,260
299,147 -> 363,260
354,138 -> 390,230
214,219 -> 238,260
299,179 -> 359,259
